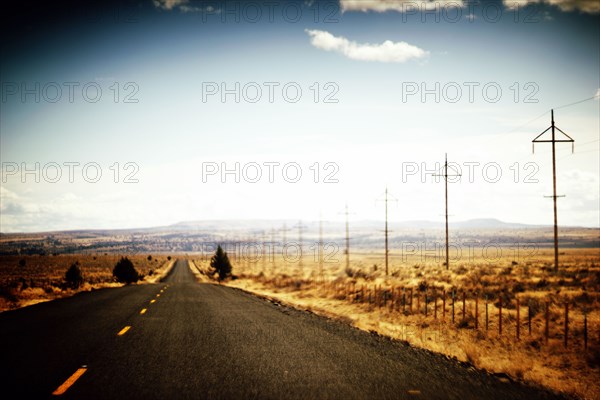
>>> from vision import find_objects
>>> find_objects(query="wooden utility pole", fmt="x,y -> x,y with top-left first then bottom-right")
340,204 -> 352,270
532,109 -> 574,273
278,223 -> 293,275
345,205 -> 350,270
261,231 -> 267,272
271,227 -> 276,265
377,188 -> 398,275
385,189 -> 389,276
319,215 -> 324,280
281,223 -> 292,245
294,220 -> 307,273
432,154 -> 461,270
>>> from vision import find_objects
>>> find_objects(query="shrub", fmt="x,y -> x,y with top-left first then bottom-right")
210,245 -> 232,281
536,278 -> 549,288
113,257 -> 139,284
18,259 -> 26,267
65,262 -> 84,289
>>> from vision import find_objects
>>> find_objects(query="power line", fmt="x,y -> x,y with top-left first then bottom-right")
553,95 -> 599,111
487,94 -> 597,142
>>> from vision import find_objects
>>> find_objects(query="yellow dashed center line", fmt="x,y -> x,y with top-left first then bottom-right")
140,308 -> 147,315
52,366 -> 87,395
408,390 -> 421,395
150,299 -> 156,304
117,326 -> 131,336
156,294 -> 160,297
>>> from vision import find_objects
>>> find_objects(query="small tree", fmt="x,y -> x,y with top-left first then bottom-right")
65,261 -> 84,289
210,245 -> 232,281
113,257 -> 139,284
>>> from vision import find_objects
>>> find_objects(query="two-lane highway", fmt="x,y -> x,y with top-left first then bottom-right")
0,260 -> 561,399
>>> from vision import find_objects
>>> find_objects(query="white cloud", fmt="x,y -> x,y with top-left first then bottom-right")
503,0 -> 600,13
153,0 -> 220,13
305,29 -> 428,63
340,0 -> 465,12
339,0 -> 598,14
153,0 -> 188,11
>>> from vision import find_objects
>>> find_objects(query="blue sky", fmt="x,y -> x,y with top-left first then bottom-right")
1,0 -> 599,231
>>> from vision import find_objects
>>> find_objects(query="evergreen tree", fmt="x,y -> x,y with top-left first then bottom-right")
113,257 -> 139,284
65,261 -> 84,289
210,245 -> 232,281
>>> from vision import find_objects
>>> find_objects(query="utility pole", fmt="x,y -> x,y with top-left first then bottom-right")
270,227 -> 276,267
376,187 -> 398,276
532,109 -> 574,273
339,204 -> 353,270
279,223 -> 292,274
385,189 -> 389,276
319,214 -> 324,281
293,220 -> 308,275
261,231 -> 267,273
432,154 -> 461,270
280,223 -> 292,245
298,222 -> 303,272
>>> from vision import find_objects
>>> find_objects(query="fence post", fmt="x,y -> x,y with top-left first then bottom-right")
564,302 -> 568,349
516,298 -> 520,341
545,301 -> 549,345
485,295 -> 489,333
451,290 -> 455,324
361,285 -> 365,303
584,307 -> 588,351
434,289 -> 438,320
409,288 -> 413,314
462,291 -> 466,322
528,299 -> 532,336
475,295 -> 478,330
425,288 -> 428,317
417,291 -> 421,315
443,290 -> 446,320
498,297 -> 502,337
402,288 -> 406,313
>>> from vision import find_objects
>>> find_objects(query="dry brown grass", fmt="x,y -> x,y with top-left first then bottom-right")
191,247 -> 600,400
0,254 -> 175,312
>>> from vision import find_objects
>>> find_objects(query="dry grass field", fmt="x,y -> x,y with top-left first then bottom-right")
190,245 -> 600,400
0,254 -> 174,312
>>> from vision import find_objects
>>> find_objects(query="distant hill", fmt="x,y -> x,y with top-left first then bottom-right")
167,218 -> 548,232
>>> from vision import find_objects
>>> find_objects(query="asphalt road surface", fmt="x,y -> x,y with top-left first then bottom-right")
0,260 -> 562,399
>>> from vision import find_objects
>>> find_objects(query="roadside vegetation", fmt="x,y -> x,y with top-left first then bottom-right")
188,247 -> 600,400
0,254 -> 174,311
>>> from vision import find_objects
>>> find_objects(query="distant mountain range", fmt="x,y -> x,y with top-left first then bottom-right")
2,218 -> 592,236
164,218 -> 555,234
